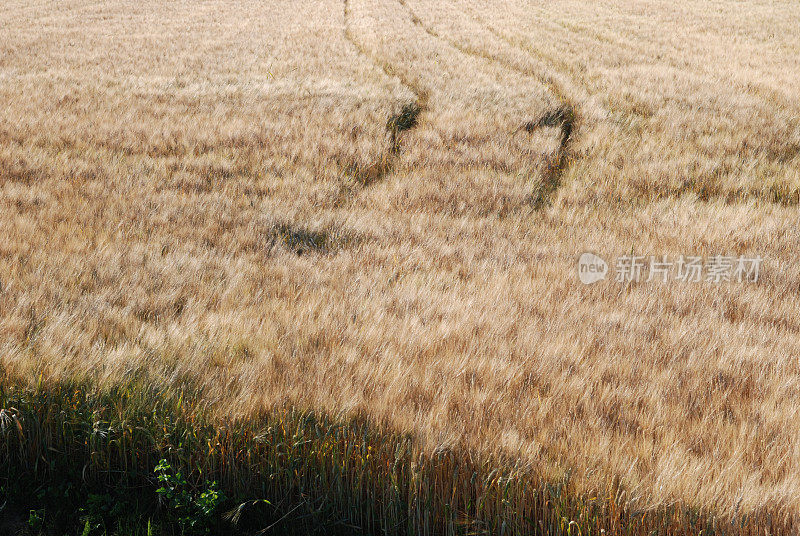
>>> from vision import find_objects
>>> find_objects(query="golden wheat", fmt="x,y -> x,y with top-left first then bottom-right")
2,0 -> 800,529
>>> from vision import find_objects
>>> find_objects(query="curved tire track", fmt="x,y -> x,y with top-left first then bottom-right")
342,0 -> 427,187
522,104 -> 575,208
394,0 -> 579,208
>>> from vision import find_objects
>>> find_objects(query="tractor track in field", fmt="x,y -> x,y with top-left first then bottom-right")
342,0 -> 579,207
394,0 -> 578,208
342,0 -> 426,188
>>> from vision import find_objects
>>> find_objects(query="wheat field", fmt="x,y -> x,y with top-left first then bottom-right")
2,0 -> 800,532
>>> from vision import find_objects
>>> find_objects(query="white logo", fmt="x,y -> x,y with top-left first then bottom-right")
578,253 -> 608,285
